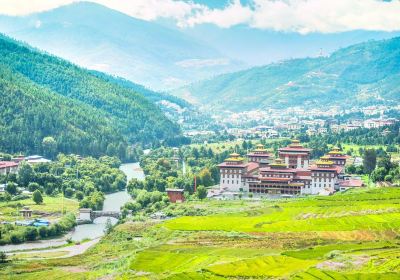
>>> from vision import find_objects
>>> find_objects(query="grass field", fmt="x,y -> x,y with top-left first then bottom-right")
3,187 -> 400,279
0,195 -> 78,222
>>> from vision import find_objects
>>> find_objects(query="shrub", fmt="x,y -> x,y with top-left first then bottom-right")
24,227 -> 38,241
38,227 -> 47,238
10,233 -> 24,244
32,190 -> 43,204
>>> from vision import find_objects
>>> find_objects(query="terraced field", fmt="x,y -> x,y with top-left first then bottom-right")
3,187 -> 400,279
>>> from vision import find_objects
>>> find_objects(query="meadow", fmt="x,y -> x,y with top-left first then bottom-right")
2,187 -> 400,279
0,195 -> 78,222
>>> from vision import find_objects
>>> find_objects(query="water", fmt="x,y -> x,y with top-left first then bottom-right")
1,162 -> 145,251
70,162 -> 144,241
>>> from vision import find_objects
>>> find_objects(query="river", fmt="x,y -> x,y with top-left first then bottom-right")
1,162 -> 144,252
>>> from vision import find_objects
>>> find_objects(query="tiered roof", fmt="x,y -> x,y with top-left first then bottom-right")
279,139 -> 312,152
327,147 -> 348,159
247,144 -> 272,157
310,155 -> 343,172
218,153 -> 247,168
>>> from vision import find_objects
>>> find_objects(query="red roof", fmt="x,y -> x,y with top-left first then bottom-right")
279,147 -> 312,152
259,177 -> 291,182
327,155 -> 348,160
0,161 -> 18,169
339,179 -> 363,188
218,162 -> 248,168
259,167 -> 298,173
247,162 -> 260,172
310,165 -> 343,173
247,152 -> 272,157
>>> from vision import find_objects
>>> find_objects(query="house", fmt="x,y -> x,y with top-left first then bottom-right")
25,155 -> 51,165
166,189 -> 185,203
0,161 -> 19,175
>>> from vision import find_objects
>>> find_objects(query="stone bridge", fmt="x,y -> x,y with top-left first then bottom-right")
78,208 -> 120,223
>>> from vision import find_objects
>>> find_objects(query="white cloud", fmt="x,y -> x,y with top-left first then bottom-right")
0,0 -> 77,16
176,58 -> 230,68
182,0 -> 253,28
0,0 -> 400,34
248,0 -> 400,34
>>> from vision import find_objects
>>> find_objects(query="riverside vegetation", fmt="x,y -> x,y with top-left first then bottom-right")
0,154 -> 125,245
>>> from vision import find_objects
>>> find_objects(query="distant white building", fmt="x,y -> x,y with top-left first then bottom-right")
25,155 -> 51,165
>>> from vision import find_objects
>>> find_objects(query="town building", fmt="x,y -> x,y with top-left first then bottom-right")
246,144 -> 273,164
326,147 -> 348,166
166,189 -> 185,203
308,156 -> 344,195
246,159 -> 310,196
0,161 -> 19,175
218,153 -> 258,192
278,140 -> 311,169
25,155 -> 51,165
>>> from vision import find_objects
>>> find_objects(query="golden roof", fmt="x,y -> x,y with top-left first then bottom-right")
225,157 -> 245,162
230,153 -> 240,157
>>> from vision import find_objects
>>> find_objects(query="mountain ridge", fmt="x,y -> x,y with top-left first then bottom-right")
0,33 -> 181,158
0,1 -> 244,90
171,36 -> 400,112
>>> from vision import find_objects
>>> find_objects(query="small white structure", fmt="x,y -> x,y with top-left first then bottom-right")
79,208 -> 92,221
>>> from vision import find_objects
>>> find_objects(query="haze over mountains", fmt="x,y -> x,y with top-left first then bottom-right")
172,36 -> 400,112
1,1 -> 399,92
0,2 -> 243,90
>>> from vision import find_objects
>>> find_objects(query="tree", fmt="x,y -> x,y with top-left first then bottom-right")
198,168 -> 213,187
28,182 -> 40,192
5,182 -> 17,195
24,227 -> 38,241
196,185 -> 207,200
363,149 -> 377,174
42,137 -> 57,159
104,218 -> 113,235
18,162 -> 35,187
33,190 -> 43,204
75,191 -> 84,201
0,251 -> 7,263
4,192 -> 11,204
64,187 -> 74,198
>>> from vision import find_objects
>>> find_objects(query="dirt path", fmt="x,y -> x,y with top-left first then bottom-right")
8,238 -> 100,259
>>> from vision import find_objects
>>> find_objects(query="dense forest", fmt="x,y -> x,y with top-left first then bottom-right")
0,34 -> 181,159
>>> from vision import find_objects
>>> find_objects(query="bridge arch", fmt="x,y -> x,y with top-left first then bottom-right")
78,208 -> 120,223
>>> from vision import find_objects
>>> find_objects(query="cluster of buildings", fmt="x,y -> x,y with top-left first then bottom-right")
217,140 -> 362,196
206,104 -> 399,140
0,155 -> 51,176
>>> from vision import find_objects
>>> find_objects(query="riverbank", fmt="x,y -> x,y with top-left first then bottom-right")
1,162 -> 144,256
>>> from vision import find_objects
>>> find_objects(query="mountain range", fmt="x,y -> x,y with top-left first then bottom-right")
0,34 -> 181,158
172,36 -> 400,112
0,2 -> 243,90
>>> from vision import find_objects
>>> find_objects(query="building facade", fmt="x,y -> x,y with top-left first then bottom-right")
218,141 -> 350,196
278,140 -> 311,169
0,161 -> 19,175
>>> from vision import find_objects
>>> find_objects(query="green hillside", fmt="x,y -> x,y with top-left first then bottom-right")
172,37 -> 400,111
0,35 -> 180,158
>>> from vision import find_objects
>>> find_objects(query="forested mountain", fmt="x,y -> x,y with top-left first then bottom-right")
0,34 -> 181,159
172,37 -> 400,112
0,2 -> 243,90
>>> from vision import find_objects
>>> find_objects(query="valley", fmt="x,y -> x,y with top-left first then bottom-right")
0,1 -> 400,279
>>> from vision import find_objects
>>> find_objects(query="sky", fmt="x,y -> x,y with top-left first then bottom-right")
1,0 -> 400,34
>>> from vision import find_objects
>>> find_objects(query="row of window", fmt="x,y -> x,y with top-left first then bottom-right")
222,180 -> 240,184
221,174 -> 240,179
